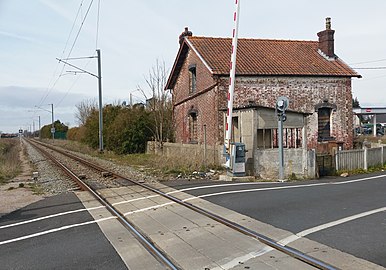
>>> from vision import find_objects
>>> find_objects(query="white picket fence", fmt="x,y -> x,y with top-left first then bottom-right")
335,146 -> 386,171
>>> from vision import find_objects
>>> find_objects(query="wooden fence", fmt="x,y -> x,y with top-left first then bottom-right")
335,146 -> 386,171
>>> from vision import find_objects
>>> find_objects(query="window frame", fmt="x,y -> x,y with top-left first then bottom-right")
188,64 -> 197,94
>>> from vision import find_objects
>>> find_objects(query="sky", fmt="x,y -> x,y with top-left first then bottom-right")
0,0 -> 385,133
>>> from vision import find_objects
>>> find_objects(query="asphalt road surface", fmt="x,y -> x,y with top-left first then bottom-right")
0,193 -> 126,270
167,172 -> 386,267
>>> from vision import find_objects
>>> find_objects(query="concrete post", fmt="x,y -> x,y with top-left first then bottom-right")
364,147 -> 368,170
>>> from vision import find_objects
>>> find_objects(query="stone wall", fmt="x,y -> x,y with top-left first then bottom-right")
254,148 -> 316,180
147,141 -> 224,166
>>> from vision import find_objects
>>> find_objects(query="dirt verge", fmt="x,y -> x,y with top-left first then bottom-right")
0,141 -> 44,218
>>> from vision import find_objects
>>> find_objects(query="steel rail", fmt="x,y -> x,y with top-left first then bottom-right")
32,140 -> 337,270
28,140 -> 180,270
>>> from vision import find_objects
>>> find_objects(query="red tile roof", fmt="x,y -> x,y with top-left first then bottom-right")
186,36 -> 360,77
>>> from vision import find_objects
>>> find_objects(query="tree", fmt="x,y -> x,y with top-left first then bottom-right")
137,60 -> 174,148
352,97 -> 360,108
75,98 -> 98,126
40,120 -> 68,139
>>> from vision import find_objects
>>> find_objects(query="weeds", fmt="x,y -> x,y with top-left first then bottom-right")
27,183 -> 44,195
52,139 -> 223,178
336,163 -> 386,176
0,138 -> 21,184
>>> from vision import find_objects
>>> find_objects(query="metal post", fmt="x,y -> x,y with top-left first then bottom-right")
278,115 -> 284,181
38,116 -> 41,139
51,103 -> 54,141
97,49 -> 104,152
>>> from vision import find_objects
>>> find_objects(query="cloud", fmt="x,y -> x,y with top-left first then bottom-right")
0,85 -> 93,133
0,30 -> 35,43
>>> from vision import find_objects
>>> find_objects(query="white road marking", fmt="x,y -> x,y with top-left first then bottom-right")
0,216 -> 115,246
113,173 -> 386,208
231,206 -> 386,267
171,173 -> 386,194
123,202 -> 175,216
0,205 -> 105,230
278,206 -> 386,246
1,173 -> 384,247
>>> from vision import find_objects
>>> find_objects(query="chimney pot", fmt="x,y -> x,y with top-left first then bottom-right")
326,17 -> 331,30
179,27 -> 193,45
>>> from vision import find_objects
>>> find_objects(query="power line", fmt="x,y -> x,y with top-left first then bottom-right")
41,0 -> 98,111
37,0 -> 86,107
350,58 -> 386,65
67,0 -> 94,60
353,67 -> 386,70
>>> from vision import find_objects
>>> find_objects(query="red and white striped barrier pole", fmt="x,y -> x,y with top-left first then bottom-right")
224,0 -> 241,168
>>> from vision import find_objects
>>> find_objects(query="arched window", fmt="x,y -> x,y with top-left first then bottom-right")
315,100 -> 336,142
318,107 -> 331,141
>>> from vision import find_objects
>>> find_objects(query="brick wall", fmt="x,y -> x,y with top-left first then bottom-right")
172,49 -> 219,145
216,76 -> 353,150
171,47 -> 354,150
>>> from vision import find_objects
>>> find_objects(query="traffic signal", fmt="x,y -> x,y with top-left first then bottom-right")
276,97 -> 289,122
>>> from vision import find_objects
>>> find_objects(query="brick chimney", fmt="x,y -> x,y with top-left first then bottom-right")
179,27 -> 193,45
317,17 -> 335,58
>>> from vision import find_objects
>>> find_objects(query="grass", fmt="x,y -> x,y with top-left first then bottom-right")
0,138 -> 21,184
336,163 -> 386,177
27,183 -> 45,195
50,139 -> 224,178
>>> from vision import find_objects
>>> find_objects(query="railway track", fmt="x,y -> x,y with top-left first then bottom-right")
27,139 -> 337,270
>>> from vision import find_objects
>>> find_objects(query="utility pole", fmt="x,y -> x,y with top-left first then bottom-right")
50,103 -> 54,141
56,49 -> 103,152
97,49 -> 103,152
38,115 -> 41,139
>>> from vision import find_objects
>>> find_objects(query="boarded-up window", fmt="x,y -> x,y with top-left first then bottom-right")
258,128 -> 302,149
189,112 -> 198,143
257,129 -> 272,149
189,65 -> 196,94
318,108 -> 331,141
232,116 -> 240,143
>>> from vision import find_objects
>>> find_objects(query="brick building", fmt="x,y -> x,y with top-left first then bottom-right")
165,19 -> 361,176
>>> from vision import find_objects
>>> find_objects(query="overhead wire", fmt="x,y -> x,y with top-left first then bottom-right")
349,58 -> 386,65
37,0 -> 86,108
56,0 -> 100,107
41,0 -> 94,106
66,0 -> 95,60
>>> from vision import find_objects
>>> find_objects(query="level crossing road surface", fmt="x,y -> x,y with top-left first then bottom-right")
0,193 -> 127,270
166,172 -> 386,268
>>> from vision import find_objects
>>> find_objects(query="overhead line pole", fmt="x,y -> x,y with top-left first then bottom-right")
56,49 -> 103,152
50,103 -> 54,141
97,49 -> 103,152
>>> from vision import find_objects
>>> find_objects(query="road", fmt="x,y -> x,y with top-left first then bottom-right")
167,172 -> 386,268
0,193 -> 127,270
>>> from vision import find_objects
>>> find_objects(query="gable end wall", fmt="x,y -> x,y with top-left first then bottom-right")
172,48 -> 219,145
